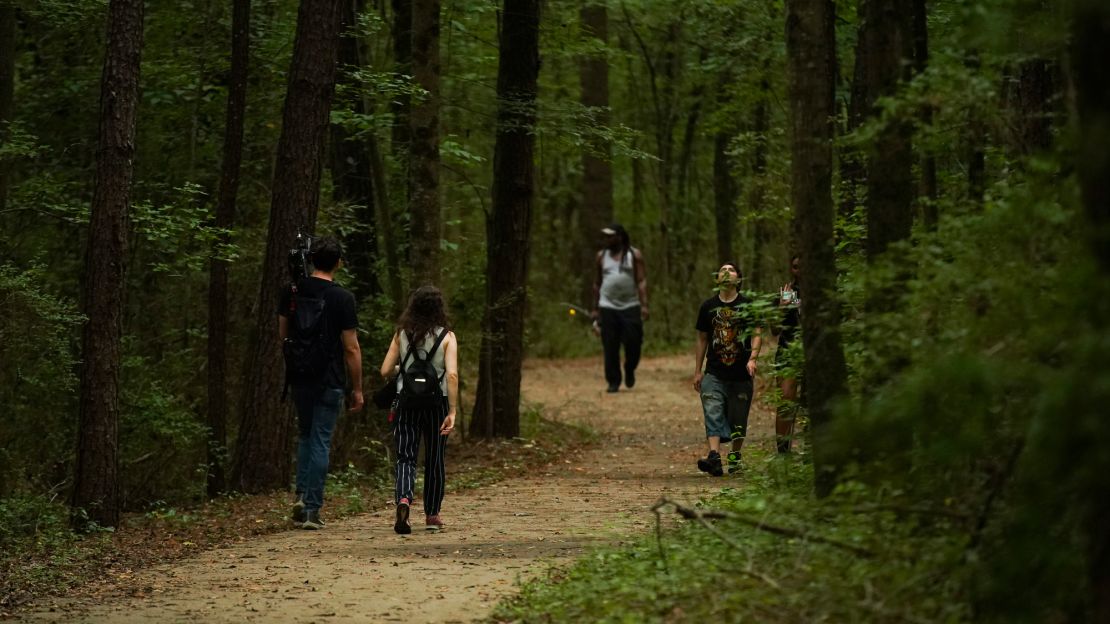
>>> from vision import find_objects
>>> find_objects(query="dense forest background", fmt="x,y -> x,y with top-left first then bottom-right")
1,0 -> 1108,619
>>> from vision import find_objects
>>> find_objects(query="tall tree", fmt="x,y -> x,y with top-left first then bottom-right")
785,0 -> 848,498
232,0 -> 342,493
855,0 -> 914,261
206,0 -> 251,498
408,0 -> 440,285
72,0 -> 145,528
1071,1 -> 1110,617
577,1 -> 613,308
912,0 -> 939,230
471,0 -> 539,439
712,129 -> 736,264
0,1 -> 16,214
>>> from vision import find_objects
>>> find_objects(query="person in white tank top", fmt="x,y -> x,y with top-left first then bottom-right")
590,224 -> 649,393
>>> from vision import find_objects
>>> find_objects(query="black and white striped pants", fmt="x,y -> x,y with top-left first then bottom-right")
393,400 -> 448,516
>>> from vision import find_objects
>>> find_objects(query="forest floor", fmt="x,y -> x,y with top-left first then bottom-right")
14,353 -> 776,623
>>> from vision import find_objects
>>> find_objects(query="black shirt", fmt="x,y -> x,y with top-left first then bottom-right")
777,282 -> 801,349
695,293 -> 754,381
278,277 -> 359,389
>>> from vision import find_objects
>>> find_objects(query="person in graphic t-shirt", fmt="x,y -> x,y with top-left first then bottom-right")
591,224 -> 648,393
773,255 -> 802,454
693,262 -> 761,476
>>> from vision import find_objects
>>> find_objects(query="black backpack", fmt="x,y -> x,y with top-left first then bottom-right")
282,281 -> 336,396
397,328 -> 448,409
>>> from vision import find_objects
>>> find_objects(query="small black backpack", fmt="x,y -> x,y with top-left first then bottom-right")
282,282 -> 336,396
397,328 -> 448,409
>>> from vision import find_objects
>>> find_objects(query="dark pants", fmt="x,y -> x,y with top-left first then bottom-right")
600,306 -> 643,387
394,399 -> 448,516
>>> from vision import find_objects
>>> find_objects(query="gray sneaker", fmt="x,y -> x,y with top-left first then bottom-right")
291,496 -> 306,524
301,510 -> 325,530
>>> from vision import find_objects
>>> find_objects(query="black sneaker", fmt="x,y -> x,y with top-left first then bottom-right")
625,370 -> 636,389
394,498 -> 412,535
697,450 -> 724,477
291,496 -> 306,524
301,509 -> 325,530
727,451 -> 742,474
607,385 -> 619,393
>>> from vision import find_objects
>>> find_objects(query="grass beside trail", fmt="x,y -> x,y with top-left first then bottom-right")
492,449 -> 969,623
1,410 -> 596,614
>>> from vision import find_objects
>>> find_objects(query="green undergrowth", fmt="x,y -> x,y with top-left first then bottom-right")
2,409 -> 595,613
493,448 -> 971,623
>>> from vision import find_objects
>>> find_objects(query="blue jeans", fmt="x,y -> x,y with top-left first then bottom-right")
700,373 -> 753,442
292,386 -> 344,512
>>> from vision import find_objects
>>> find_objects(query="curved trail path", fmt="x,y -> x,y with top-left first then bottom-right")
25,354 -> 773,623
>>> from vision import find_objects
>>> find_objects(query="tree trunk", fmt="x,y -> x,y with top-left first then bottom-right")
912,0 -> 938,230
0,2 -> 15,215
785,0 -> 848,499
1071,3 -> 1110,618
409,0 -> 440,285
577,1 -> 612,308
750,73 -> 770,285
712,131 -> 736,264
232,0 -> 342,493
391,0 -> 412,154
472,0 -> 539,439
966,49 -> 986,204
333,0 -> 382,300
857,0 -> 914,261
206,0 -> 250,499
1014,58 -> 1057,156
72,0 -> 144,528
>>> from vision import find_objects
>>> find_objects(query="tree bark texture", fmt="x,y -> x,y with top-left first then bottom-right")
712,131 -> 736,264
333,0 -> 382,301
391,0 -> 412,154
72,0 -> 144,528
0,2 -> 16,214
206,0 -> 250,498
472,0 -> 539,439
785,0 -> 848,499
1071,2 -> 1110,617
409,0 -> 440,285
856,0 -> 914,261
577,2 -> 613,309
750,74 -> 770,285
233,0 -> 342,493
912,0 -> 938,229
966,50 -> 986,204
1013,58 -> 1058,156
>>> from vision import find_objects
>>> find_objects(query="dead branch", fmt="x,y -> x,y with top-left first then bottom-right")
655,497 -> 876,558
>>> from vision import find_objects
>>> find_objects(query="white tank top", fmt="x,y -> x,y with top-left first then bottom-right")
598,247 -> 640,310
396,327 -> 448,394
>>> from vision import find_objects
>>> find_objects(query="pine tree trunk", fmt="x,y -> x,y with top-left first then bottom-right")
72,0 -> 144,528
1014,58 -> 1057,156
857,0 -> 914,261
577,1 -> 612,309
912,0 -> 938,230
473,0 -> 539,439
785,0 -> 848,499
409,0 -> 440,285
0,2 -> 15,215
206,0 -> 250,499
232,0 -> 342,493
750,73 -> 770,285
712,131 -> 736,264
966,49 -> 986,204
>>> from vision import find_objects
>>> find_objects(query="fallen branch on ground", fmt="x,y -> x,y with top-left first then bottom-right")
653,497 -> 875,558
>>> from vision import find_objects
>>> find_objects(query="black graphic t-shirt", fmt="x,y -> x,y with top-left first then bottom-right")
278,277 -> 359,389
695,293 -> 753,381
776,282 -> 801,349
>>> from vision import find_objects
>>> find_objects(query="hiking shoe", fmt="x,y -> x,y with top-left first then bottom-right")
697,450 -> 724,477
607,385 -> 619,393
394,498 -> 412,535
291,496 -> 306,524
425,514 -> 444,531
727,451 -> 742,474
625,370 -> 636,389
301,510 -> 325,530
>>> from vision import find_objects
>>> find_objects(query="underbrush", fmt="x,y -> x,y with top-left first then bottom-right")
0,410 -> 596,614
493,449 -> 971,623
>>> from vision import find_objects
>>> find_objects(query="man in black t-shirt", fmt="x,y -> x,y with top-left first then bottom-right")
278,237 -> 363,529
693,262 -> 762,476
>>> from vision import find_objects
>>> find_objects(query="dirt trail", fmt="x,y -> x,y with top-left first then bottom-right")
22,354 -> 773,623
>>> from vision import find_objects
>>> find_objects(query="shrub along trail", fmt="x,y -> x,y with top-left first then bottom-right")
21,354 -> 774,623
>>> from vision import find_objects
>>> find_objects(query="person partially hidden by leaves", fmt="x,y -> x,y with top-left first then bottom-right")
773,255 -> 802,454
693,262 -> 762,476
279,236 -> 364,530
379,286 -> 459,534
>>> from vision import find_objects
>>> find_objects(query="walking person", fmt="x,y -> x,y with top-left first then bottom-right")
379,286 -> 459,534
590,224 -> 648,392
693,262 -> 761,476
773,255 -> 802,454
279,236 -> 364,530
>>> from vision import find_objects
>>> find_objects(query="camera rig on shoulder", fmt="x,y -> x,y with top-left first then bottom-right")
288,229 -> 315,283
